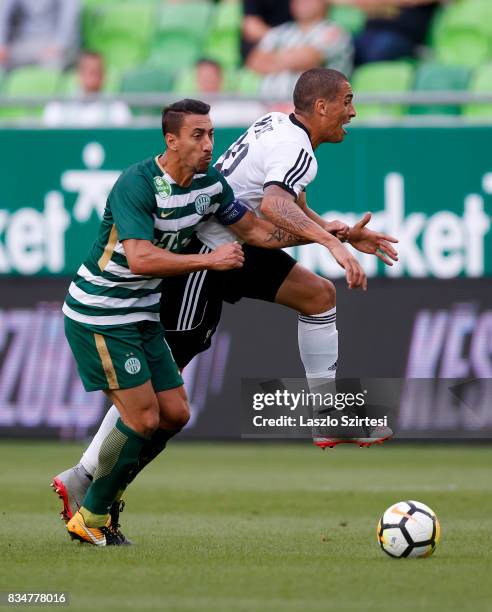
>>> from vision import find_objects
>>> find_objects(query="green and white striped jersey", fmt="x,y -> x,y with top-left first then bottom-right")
63,155 -> 240,327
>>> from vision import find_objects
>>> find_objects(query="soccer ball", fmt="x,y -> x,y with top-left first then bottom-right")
377,500 -> 440,558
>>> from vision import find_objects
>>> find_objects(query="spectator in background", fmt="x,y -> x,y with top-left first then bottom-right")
194,57 -> 266,127
0,0 -> 80,71
247,0 -> 353,99
352,0 -> 441,65
241,0 -> 292,62
43,51 -> 131,127
196,57 -> 224,94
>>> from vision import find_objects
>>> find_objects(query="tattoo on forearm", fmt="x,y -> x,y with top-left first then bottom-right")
268,198 -> 311,234
264,227 -> 306,247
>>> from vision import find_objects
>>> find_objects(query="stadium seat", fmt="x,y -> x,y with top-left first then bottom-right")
235,68 -> 261,95
85,3 -> 155,69
203,30 -> 240,70
434,28 -> 491,68
147,32 -> 201,72
120,66 -> 174,93
329,5 -> 366,35
463,62 -> 492,118
0,67 -> 61,119
351,62 -> 414,120
411,63 -> 471,115
432,0 -> 492,67
156,2 -> 213,40
201,0 -> 241,70
212,0 -> 242,31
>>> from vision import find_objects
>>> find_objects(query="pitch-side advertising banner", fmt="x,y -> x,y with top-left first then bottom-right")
0,126 -> 491,277
0,278 -> 490,439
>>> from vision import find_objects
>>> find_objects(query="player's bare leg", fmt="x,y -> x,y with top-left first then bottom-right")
275,263 -> 392,448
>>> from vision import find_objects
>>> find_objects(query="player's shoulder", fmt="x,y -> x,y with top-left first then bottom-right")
255,112 -> 313,149
111,157 -> 156,199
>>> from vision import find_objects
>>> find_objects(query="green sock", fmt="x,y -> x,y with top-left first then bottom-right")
81,418 -> 148,525
126,427 -> 182,486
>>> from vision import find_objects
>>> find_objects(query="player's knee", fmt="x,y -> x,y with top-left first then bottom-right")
300,277 -> 336,315
135,399 -> 160,437
163,399 -> 190,429
158,386 -> 190,430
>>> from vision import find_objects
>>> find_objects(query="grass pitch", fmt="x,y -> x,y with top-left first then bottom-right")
0,441 -> 491,611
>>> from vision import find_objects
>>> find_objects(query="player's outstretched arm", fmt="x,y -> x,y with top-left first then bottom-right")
227,210 -> 310,249
123,239 -> 244,277
260,185 -> 367,289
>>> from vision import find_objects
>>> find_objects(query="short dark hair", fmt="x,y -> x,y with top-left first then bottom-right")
196,57 -> 222,72
293,68 -> 349,114
162,99 -> 211,136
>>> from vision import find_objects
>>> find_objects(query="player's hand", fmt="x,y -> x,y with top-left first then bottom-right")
328,241 -> 367,290
207,242 -> 244,271
348,213 -> 399,266
324,220 -> 350,242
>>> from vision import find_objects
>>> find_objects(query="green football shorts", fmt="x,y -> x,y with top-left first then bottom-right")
64,316 -> 183,393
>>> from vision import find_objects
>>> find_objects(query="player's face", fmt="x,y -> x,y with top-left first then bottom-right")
320,81 -> 356,143
176,114 -> 214,173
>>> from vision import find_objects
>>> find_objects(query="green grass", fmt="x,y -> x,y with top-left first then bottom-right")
0,442 -> 491,611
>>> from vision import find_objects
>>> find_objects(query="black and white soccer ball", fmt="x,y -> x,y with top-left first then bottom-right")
377,500 -> 441,558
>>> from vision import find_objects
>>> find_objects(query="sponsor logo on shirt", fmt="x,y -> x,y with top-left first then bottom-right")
195,193 -> 211,215
153,176 -> 172,199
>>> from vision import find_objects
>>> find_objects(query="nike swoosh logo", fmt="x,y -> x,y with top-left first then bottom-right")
160,210 -> 175,219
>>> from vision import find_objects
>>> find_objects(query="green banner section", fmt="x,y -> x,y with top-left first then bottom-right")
0,126 -> 491,277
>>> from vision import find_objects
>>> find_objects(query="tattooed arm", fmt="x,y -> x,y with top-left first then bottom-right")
260,184 -> 342,250
228,210 -> 309,249
259,184 -> 367,290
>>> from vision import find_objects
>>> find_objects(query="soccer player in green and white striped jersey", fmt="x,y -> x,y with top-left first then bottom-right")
62,99 -> 289,546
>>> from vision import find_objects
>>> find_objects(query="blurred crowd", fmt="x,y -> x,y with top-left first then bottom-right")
0,0 -> 476,126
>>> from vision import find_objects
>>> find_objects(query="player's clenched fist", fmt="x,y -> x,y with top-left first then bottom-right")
207,242 -> 244,270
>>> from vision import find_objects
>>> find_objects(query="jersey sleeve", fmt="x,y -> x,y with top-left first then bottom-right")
108,170 -> 155,241
214,172 -> 248,226
263,140 -> 315,199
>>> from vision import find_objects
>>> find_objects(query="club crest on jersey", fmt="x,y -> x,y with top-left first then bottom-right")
194,193 -> 211,215
124,357 -> 141,374
153,176 -> 172,199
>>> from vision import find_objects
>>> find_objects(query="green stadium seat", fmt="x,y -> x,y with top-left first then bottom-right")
463,63 -> 492,119
411,63 -> 471,115
84,3 -> 155,68
329,5 -> 366,35
97,36 -> 148,70
212,0 -> 242,31
147,32 -> 201,71
235,68 -> 261,95
5,66 -> 60,96
156,2 -> 213,40
120,66 -> 174,93
432,0 -> 492,67
203,30 -> 240,70
1,67 -> 61,119
434,28 -> 491,68
351,62 -> 414,120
